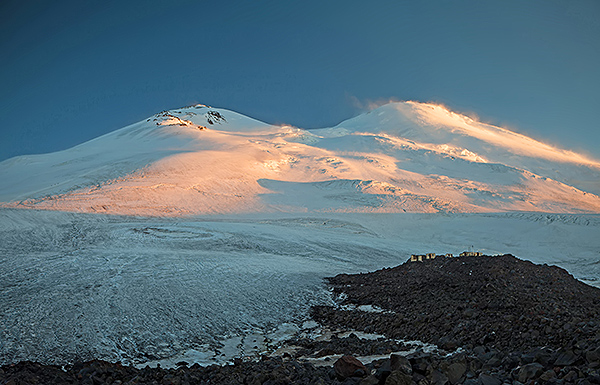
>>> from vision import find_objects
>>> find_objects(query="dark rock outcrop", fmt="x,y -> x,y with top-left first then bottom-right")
312,254 -> 600,353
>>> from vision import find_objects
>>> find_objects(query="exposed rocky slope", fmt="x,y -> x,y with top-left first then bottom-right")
313,254 -> 600,352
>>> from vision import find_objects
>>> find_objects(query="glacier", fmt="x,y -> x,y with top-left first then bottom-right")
1,208 -> 599,366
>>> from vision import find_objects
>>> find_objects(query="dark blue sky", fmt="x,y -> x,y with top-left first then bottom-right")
1,0 -> 599,161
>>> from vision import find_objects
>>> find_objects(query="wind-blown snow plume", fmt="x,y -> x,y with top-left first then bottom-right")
405,101 -> 600,167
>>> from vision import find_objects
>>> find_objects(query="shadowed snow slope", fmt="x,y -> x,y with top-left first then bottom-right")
1,102 -> 599,216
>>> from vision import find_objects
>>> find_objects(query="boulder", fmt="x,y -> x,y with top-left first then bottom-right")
517,362 -> 544,383
385,370 -> 413,385
359,374 -> 380,385
445,362 -> 466,384
479,373 -> 502,385
438,337 -> 459,351
390,354 -> 412,375
586,347 -> 600,364
554,350 -> 578,366
539,369 -> 556,382
429,369 -> 449,385
334,355 -> 368,379
472,346 -> 486,357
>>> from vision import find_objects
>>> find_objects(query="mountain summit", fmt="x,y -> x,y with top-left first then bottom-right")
1,102 -> 599,216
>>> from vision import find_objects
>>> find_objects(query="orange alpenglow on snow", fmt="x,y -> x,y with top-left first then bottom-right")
406,101 -> 600,167
1,102 -> 599,217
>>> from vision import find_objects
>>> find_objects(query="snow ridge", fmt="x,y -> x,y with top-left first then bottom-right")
1,101 -> 599,216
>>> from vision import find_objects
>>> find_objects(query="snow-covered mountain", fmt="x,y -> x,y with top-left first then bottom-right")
2,101 -> 600,366
1,101 -> 599,216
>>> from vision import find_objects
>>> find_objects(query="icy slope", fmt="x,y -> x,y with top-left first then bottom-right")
1,102 -> 599,216
330,102 -> 600,194
1,209 -> 599,365
0,106 -> 271,202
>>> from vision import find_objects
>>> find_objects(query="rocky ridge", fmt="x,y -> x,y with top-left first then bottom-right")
313,254 -> 600,351
311,254 -> 600,384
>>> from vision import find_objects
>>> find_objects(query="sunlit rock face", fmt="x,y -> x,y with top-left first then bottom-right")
1,102 -> 599,216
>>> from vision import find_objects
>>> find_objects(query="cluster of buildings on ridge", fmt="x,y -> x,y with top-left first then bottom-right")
410,251 -> 483,262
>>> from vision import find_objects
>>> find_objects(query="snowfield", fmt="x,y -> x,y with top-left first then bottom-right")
1,208 -> 599,366
1,102 -> 599,215
1,101 -> 599,366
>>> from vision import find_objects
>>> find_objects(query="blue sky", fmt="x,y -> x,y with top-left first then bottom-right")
1,0 -> 599,161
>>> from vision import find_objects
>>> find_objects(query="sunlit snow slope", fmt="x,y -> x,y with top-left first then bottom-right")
1,102 -> 599,216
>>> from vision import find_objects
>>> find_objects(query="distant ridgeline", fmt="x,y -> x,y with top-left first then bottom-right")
410,251 -> 483,262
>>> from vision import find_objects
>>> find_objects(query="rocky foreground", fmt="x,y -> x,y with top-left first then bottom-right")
2,254 -> 600,384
